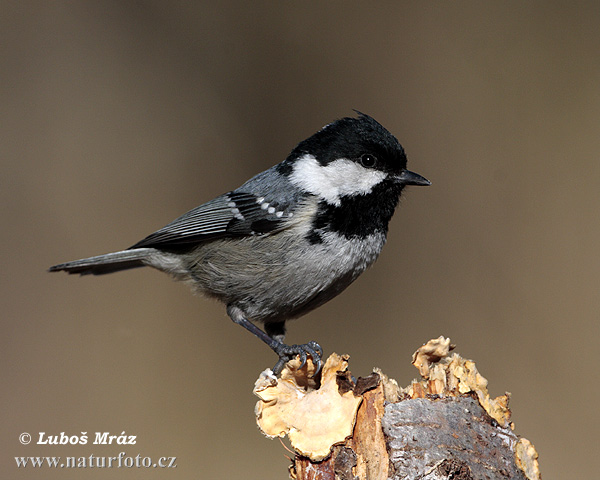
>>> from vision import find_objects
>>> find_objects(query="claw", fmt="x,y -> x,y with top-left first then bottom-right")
301,344 -> 321,375
272,357 -> 286,376
312,356 -> 323,377
297,350 -> 308,370
271,341 -> 324,377
308,340 -> 323,357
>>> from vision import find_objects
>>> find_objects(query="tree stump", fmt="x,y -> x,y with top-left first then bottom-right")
254,337 -> 541,480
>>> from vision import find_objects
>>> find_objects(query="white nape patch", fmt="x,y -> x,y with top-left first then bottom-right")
289,154 -> 387,206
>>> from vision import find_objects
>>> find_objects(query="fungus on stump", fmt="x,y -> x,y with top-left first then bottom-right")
254,337 -> 541,480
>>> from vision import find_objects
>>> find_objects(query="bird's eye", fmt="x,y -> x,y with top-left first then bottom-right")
360,154 -> 377,168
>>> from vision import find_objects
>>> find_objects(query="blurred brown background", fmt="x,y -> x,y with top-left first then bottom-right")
2,2 -> 598,479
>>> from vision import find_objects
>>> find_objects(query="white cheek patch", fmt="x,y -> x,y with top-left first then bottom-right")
289,154 -> 387,206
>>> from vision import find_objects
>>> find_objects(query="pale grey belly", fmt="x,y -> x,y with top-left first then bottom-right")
173,231 -> 386,324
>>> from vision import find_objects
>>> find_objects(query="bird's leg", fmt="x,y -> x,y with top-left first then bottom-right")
227,305 -> 323,376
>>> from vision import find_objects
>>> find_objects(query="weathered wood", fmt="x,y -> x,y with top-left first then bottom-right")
257,338 -> 541,480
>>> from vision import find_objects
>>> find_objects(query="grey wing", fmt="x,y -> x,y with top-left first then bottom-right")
129,191 -> 292,249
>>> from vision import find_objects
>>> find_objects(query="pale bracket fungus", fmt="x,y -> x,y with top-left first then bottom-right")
253,337 -> 541,480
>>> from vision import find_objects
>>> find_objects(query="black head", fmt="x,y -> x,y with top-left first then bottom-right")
277,112 -> 429,205
287,112 -> 407,174
273,113 -> 430,240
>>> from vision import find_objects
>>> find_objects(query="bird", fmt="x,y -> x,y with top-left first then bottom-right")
49,112 -> 430,375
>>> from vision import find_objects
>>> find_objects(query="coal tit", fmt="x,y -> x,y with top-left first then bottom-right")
49,112 -> 430,375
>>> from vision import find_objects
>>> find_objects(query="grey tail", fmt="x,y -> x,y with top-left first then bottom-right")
48,248 -> 155,276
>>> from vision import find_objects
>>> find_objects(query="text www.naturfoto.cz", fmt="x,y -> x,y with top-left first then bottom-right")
15,452 -> 177,468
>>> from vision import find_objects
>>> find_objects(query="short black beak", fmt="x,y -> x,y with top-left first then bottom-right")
398,169 -> 431,186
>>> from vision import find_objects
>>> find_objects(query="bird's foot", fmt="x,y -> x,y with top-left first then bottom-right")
272,340 -> 323,377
